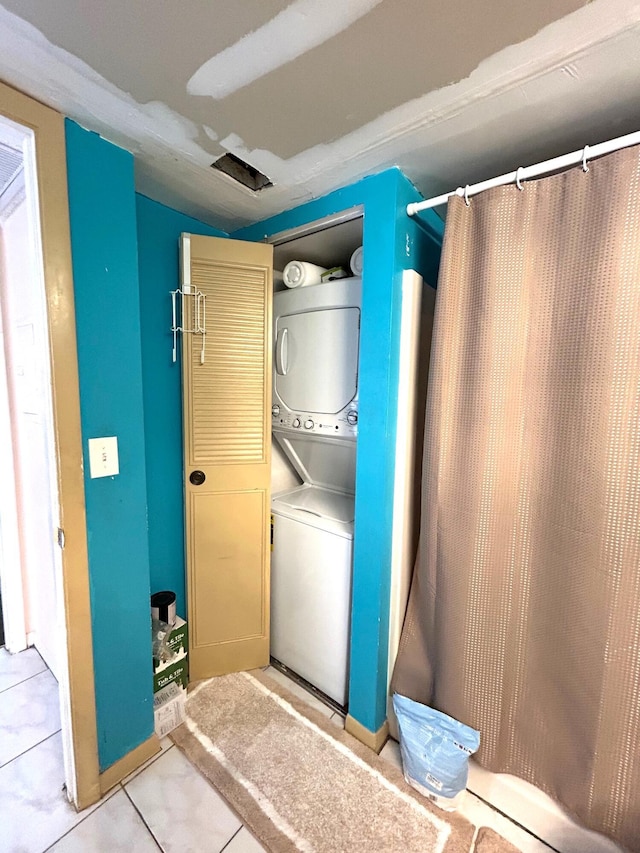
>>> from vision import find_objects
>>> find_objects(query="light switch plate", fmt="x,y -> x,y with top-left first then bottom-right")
88,436 -> 119,478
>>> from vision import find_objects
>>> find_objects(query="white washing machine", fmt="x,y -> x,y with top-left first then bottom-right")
271,430 -> 355,707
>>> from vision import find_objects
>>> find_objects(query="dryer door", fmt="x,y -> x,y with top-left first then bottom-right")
274,307 -> 360,414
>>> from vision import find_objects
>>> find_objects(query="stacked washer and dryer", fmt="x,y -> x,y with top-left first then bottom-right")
270,274 -> 361,708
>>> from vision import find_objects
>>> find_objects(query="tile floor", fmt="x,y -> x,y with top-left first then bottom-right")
0,646 -> 268,853
0,648 -> 554,853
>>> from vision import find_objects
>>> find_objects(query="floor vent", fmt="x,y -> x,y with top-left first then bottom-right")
211,153 -> 273,192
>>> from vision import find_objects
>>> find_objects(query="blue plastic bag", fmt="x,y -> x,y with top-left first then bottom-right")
393,693 -> 480,808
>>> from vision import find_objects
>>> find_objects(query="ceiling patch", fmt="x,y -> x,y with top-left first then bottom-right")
1,0 -> 638,231
186,0 -> 385,100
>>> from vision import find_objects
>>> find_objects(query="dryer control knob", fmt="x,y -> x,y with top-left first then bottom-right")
272,404 -> 280,417
347,410 -> 358,425
304,419 -> 314,430
292,417 -> 301,428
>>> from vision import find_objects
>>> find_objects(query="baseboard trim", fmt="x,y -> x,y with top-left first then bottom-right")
345,715 -> 389,753
99,734 -> 161,794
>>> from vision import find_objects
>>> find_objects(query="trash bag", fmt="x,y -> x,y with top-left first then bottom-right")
152,616 -> 173,668
393,693 -> 480,810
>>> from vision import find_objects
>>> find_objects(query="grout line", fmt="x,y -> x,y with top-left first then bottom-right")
123,786 -> 164,851
121,741 -> 174,786
41,787 -> 122,853
0,727 -> 61,771
0,666 -> 49,695
465,788 -> 561,852
219,825 -> 243,852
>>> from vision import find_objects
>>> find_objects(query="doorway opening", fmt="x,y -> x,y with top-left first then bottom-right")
0,79 -> 100,811
0,110 -> 72,797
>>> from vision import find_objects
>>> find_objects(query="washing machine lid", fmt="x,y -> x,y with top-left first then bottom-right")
273,430 -> 356,494
272,484 -> 354,535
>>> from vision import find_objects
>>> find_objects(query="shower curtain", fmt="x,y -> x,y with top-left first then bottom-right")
393,145 -> 640,849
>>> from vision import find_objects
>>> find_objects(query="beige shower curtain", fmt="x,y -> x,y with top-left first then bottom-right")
393,145 -> 640,850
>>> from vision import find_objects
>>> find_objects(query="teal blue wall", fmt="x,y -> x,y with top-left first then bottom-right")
65,124 -> 441,768
234,168 -> 443,732
136,194 -> 226,618
65,121 -> 154,770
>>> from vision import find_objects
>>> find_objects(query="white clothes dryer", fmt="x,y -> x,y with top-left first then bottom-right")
272,277 -> 361,438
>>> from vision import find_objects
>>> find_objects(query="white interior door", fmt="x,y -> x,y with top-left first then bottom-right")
0,182 -> 60,678
0,313 -> 26,652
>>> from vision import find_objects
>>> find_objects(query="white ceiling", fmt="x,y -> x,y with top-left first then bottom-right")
0,0 -> 639,231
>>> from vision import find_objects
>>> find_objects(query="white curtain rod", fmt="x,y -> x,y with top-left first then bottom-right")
406,129 -> 640,217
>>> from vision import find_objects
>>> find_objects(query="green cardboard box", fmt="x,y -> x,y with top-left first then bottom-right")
153,652 -> 188,693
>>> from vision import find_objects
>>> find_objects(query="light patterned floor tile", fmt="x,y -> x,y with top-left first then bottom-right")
328,712 -> 345,729
0,732 -> 115,853
379,737 -> 403,771
223,827 -> 267,853
47,789 -> 159,852
120,736 -> 173,785
0,669 -> 60,766
262,667 -> 334,718
467,761 -> 624,853
0,647 -> 47,693
125,746 -> 241,853
460,792 -> 555,852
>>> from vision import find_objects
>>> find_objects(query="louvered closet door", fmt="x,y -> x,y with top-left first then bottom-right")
181,234 -> 273,680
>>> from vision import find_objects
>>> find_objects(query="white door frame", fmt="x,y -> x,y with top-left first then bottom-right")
0,113 -> 28,654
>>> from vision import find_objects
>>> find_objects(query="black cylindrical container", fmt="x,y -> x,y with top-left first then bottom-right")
151,590 -> 177,627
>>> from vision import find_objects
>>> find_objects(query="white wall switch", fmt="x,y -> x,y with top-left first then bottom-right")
88,436 -> 119,478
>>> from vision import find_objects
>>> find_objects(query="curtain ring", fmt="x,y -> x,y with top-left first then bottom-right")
582,144 -> 590,173
464,185 -> 471,206
516,167 -> 525,191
